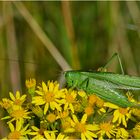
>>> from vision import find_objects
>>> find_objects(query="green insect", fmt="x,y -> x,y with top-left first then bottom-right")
64,53 -> 140,108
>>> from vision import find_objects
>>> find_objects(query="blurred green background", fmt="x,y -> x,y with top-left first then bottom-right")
0,1 -> 140,137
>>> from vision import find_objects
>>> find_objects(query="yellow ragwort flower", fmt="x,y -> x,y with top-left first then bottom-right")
131,122 -> 140,139
70,114 -> 99,139
46,113 -> 57,123
104,102 -> 132,127
32,81 -> 65,114
132,108 -> 140,119
56,110 -> 69,119
61,117 -> 72,131
0,98 -> 13,110
84,105 -> 94,116
26,78 -> 36,89
88,94 -> 98,106
64,89 -> 77,113
2,106 -> 30,123
97,121 -> 117,139
112,107 -> 131,127
29,126 -> 45,140
6,120 -> 30,139
9,91 -> 26,106
116,127 -> 129,139
44,132 -> 69,140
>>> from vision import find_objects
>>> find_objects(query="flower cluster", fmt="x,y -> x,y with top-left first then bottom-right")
0,79 -> 140,139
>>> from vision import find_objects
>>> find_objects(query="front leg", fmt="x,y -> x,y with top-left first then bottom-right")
78,78 -> 89,90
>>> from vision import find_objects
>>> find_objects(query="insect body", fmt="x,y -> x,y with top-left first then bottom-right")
64,70 -> 140,108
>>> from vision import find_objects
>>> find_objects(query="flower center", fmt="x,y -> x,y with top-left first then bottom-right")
96,98 -> 104,108
75,122 -> 86,133
46,113 -> 56,123
44,92 -> 54,103
88,95 -> 97,105
59,111 -> 69,119
119,108 -> 128,115
8,130 -> 21,139
26,78 -> 36,89
85,106 -> 94,116
100,122 -> 112,132
65,94 -> 74,103
14,99 -> 22,105
11,109 -> 26,119
1,100 -> 12,109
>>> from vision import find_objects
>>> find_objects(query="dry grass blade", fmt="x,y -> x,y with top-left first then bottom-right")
61,1 -> 80,69
127,1 -> 140,38
109,2 -> 138,75
13,2 -> 72,71
3,2 -> 21,92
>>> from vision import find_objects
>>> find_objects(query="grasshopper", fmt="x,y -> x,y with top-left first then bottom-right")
64,53 -> 140,108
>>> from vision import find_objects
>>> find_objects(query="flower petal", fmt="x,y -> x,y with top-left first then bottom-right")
16,91 -> 20,99
81,114 -> 87,123
9,92 -> 15,101
8,122 -> 15,132
44,103 -> 49,114
72,115 -> 79,123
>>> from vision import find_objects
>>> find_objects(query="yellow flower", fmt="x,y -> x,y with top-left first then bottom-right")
26,78 -> 36,96
56,110 -> 69,119
78,90 -> 87,98
70,114 -> 99,139
112,107 -> 131,127
131,122 -> 140,139
9,91 -> 26,106
26,78 -> 36,89
31,105 -> 44,118
46,113 -> 56,123
132,108 -> 140,119
44,131 -> 68,140
2,106 -> 30,123
0,98 -> 13,110
64,89 -> 77,113
88,94 -> 98,106
6,120 -> 30,139
32,81 -> 65,114
96,97 -> 104,108
61,117 -> 72,131
29,126 -> 45,140
126,91 -> 136,103
104,102 -> 132,127
97,121 -> 117,138
84,105 -> 94,116
116,127 -> 129,139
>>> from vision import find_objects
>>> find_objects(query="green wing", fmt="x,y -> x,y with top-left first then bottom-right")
81,71 -> 140,90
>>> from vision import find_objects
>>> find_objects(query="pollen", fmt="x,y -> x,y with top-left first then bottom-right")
100,122 -> 112,132
14,99 -> 22,105
96,98 -> 104,108
44,92 -> 55,103
11,108 -> 27,119
8,131 -> 21,139
59,111 -> 69,119
85,106 -> 94,116
119,108 -> 128,115
88,95 -> 97,105
75,122 -> 86,133
65,94 -> 74,103
0,98 -> 12,109
26,78 -> 36,89
46,113 -> 56,123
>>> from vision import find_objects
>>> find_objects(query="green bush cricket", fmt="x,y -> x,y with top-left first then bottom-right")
64,53 -> 140,108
